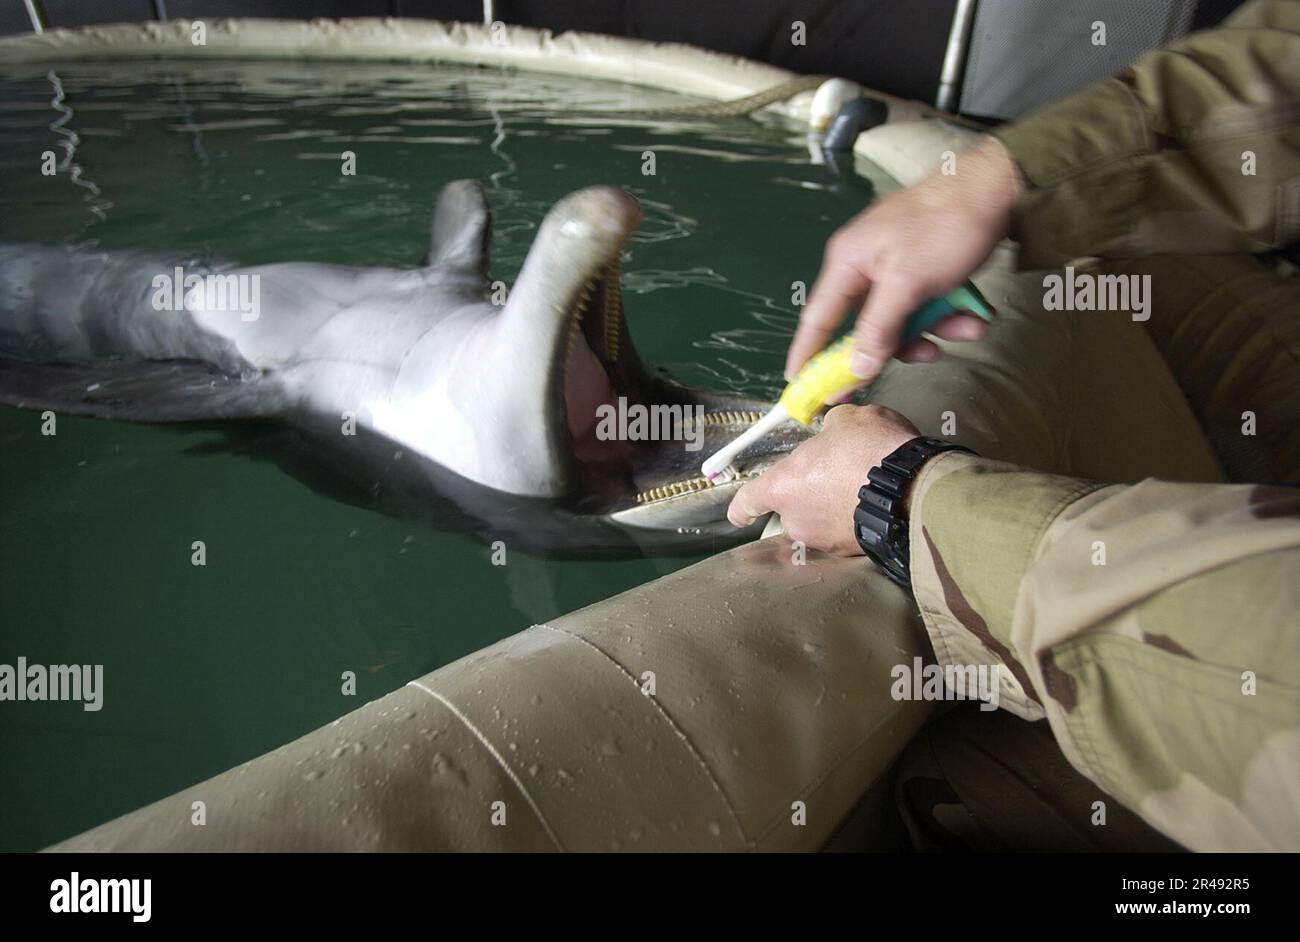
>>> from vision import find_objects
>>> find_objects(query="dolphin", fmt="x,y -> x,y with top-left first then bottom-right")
0,181 -> 808,555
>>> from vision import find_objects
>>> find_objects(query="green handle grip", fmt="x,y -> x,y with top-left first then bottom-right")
902,283 -> 995,344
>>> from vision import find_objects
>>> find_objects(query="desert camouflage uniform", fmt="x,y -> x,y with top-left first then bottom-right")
996,0 -> 1300,267
905,0 -> 1300,851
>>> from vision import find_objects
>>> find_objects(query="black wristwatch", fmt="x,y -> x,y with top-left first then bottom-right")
854,437 -> 974,590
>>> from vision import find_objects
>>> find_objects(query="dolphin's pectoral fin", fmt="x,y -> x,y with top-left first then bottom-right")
0,355 -> 278,423
425,179 -> 491,276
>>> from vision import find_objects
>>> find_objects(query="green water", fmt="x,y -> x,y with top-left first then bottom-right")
0,59 -> 872,850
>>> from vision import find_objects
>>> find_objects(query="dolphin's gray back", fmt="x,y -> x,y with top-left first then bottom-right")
0,241 -> 495,433
0,243 -> 295,421
0,243 -> 248,375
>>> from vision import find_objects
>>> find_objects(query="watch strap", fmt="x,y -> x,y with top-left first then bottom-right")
854,437 -> 974,589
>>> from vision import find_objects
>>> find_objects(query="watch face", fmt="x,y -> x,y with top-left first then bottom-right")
856,523 -> 884,552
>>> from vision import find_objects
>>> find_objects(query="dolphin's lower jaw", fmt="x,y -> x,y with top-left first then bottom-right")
603,411 -> 808,538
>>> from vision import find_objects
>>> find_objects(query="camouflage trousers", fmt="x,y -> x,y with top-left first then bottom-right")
868,250 -> 1299,851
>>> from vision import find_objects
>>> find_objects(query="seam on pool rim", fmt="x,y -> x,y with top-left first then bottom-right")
405,679 -> 565,852
535,622 -> 750,849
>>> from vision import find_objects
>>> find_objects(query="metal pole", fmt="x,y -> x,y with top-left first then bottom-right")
484,0 -> 496,26
23,0 -> 44,33
154,0 -> 169,22
936,0 -> 978,113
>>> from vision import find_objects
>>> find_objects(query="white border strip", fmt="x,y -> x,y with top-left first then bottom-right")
0,17 -> 809,111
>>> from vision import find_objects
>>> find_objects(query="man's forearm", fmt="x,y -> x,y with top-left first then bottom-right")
907,452 -> 1300,850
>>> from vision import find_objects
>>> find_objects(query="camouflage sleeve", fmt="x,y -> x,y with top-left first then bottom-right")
992,0 -> 1300,267
908,450 -> 1300,851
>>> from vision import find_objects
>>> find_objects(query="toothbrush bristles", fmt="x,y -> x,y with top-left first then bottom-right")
700,404 -> 789,485
707,465 -> 739,485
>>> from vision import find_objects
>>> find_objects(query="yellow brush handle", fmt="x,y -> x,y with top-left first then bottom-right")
777,335 -> 858,425
775,284 -> 996,424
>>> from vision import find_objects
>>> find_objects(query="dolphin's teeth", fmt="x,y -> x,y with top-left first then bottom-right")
672,410 -> 765,431
574,280 -> 595,319
602,257 -> 622,362
565,278 -> 596,362
632,467 -> 761,504
565,310 -> 583,361
634,477 -> 713,503
694,410 -> 764,427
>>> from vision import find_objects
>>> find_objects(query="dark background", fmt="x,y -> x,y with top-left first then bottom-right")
3,1 -> 1246,106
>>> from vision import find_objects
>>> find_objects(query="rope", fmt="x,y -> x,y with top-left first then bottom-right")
583,73 -> 989,129
590,74 -> 827,119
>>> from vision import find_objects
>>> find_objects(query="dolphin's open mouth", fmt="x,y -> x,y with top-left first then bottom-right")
553,215 -> 806,526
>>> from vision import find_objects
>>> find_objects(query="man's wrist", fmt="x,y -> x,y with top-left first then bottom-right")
977,135 -> 1027,207
855,438 -> 976,588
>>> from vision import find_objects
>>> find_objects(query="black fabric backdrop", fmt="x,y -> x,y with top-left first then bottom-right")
3,1 -> 1246,106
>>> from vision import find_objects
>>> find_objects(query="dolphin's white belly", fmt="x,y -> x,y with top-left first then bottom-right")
199,273 -> 530,493
185,263 -> 427,369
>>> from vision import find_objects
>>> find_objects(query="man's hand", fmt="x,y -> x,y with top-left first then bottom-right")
727,404 -> 921,556
785,137 -> 1023,384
